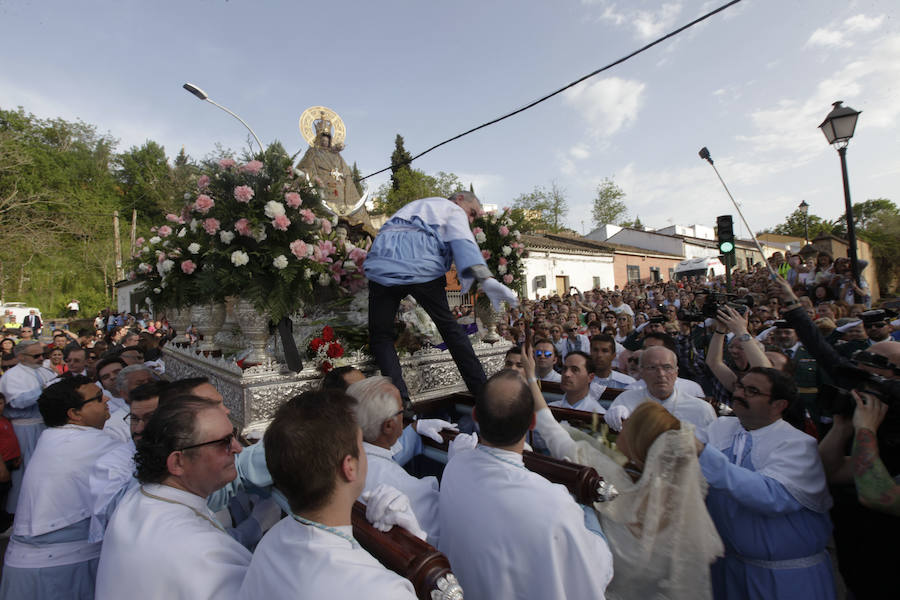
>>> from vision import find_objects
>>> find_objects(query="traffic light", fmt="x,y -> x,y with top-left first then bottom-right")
716,215 -> 735,255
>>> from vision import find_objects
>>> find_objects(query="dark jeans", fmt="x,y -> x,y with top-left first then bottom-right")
368,276 -> 486,399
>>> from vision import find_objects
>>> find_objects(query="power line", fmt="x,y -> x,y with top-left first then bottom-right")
359,0 -> 743,182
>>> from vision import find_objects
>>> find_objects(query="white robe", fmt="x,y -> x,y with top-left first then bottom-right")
239,516 -> 416,600
550,391 -> 605,414
608,387 -> 716,431
438,445 -> 614,600
627,376 -> 705,399
95,483 -> 251,600
362,441 -> 440,544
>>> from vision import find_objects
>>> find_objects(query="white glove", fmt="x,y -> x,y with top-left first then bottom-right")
415,419 -> 458,443
481,277 -> 519,310
249,496 -> 282,532
448,432 -> 478,460
361,484 -> 427,540
604,405 -> 632,432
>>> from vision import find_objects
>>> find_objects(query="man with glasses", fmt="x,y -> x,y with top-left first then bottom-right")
695,367 -> 834,599
0,341 -> 56,515
96,397 -> 252,599
15,327 -> 34,342
0,376 -> 123,600
533,339 -> 561,383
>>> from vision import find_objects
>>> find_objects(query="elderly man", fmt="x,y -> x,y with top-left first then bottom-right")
439,370 -> 613,599
364,191 -> 518,404
533,338 -> 561,383
606,345 -> 716,431
95,397 -> 252,599
346,376 -> 449,544
0,376 -> 122,600
550,351 -> 604,414
0,341 -> 56,514
696,368 -> 835,599
22,311 -> 41,337
240,390 -> 417,599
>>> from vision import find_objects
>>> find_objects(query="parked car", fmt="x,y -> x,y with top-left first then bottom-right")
1,302 -> 42,326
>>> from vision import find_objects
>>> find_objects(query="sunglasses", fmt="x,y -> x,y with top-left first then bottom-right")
534,350 -> 554,357
177,427 -> 239,452
77,391 -> 106,408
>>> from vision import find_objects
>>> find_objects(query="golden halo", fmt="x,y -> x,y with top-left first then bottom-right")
299,106 -> 346,147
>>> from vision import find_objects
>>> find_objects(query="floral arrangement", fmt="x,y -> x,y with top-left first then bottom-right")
472,207 -> 527,293
128,144 -> 370,323
307,326 -> 348,373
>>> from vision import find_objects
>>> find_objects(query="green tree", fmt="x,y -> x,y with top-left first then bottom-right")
350,161 -> 365,197
830,198 -> 899,238
372,168 -> 464,215
390,134 -> 413,191
763,209 -> 834,239
592,177 -> 628,226
116,141 -> 174,223
512,182 -> 568,232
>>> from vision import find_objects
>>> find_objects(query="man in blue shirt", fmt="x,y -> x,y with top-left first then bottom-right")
364,192 -> 517,402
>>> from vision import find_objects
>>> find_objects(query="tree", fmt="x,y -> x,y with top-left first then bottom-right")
512,182 -> 568,232
592,178 -> 628,226
116,141 -> 174,223
350,161 -> 364,197
830,198 -> 899,238
372,168 -> 464,216
762,209 -> 834,239
390,134 -> 413,191
621,215 -> 644,230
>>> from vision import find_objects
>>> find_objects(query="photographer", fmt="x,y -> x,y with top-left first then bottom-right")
851,391 -> 900,515
705,305 -> 772,393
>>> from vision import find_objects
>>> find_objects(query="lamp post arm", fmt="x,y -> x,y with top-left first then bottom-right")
205,98 -> 264,156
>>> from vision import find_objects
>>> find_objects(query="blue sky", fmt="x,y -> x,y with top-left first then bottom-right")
2,0 -> 897,237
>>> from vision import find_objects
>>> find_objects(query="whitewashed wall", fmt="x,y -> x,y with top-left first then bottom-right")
522,252 -> 615,299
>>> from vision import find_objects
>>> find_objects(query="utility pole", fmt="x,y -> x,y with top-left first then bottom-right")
113,211 -> 123,305
130,208 -> 137,257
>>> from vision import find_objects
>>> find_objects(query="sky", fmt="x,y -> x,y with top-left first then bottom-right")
2,0 -> 898,238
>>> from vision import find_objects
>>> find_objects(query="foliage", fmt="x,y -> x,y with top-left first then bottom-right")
350,161 -> 364,197
834,199 -> 900,295
592,177 -> 628,226
762,209 -> 834,239
471,208 -> 527,293
390,134 -> 413,191
116,141 -> 178,224
830,199 -> 898,238
372,168 -> 464,216
512,182 -> 568,232
620,215 -> 644,230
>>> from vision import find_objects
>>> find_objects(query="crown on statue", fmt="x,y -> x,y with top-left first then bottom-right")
314,113 -> 333,137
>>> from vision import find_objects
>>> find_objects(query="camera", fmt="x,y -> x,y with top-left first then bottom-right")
818,364 -> 900,418
700,292 -> 754,319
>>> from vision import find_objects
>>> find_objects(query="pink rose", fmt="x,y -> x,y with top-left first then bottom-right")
241,160 -> 264,175
197,175 -> 210,189
284,192 -> 302,208
194,194 -> 214,214
271,214 -> 291,231
181,260 -> 197,275
289,240 -> 308,259
503,274 -> 514,284
481,250 -> 492,259
165,213 -> 180,223
299,209 -> 316,224
472,227 -> 483,235
498,257 -> 508,266
203,218 -> 220,235
499,225 -> 510,236
235,218 -> 253,236
158,225 -> 173,238
218,158 -> 236,169
136,237 -> 145,246
234,185 -> 254,203
321,219 -> 332,234
150,226 -> 158,233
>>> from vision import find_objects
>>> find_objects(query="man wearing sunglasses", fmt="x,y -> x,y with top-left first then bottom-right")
532,339 -> 561,383
0,341 -> 57,516
96,397 -> 251,600
2,375 -> 123,599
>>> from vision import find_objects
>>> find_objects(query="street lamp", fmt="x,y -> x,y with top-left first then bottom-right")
819,100 -> 862,294
798,200 -> 809,244
182,83 -> 264,155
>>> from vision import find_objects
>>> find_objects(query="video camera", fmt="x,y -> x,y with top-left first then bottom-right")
678,293 -> 755,322
818,361 -> 900,418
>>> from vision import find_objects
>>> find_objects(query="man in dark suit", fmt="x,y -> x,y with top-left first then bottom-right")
22,310 -> 42,337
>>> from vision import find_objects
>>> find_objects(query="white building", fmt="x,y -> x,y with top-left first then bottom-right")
520,234 -> 615,299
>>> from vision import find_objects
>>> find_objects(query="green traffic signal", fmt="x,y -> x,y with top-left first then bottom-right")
719,241 -> 734,253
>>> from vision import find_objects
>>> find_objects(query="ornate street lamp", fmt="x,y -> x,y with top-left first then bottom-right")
819,101 -> 862,294
798,200 -> 809,244
182,83 -> 264,155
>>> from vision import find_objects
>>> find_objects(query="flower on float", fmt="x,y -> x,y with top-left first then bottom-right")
253,227 -> 267,242
299,209 -> 316,224
234,218 -> 253,237
137,262 -> 151,273
472,227 -> 483,235
136,237 -> 145,246
189,219 -> 199,232
241,160 -> 264,175
218,158 -> 236,169
264,200 -> 286,218
502,245 -> 512,256
304,268 -> 314,279
481,249 -> 492,259
320,219 -> 332,234
140,246 -> 149,254
318,273 -> 331,286
290,239 -> 308,259
194,194 -> 214,213
475,231 -> 487,244
503,274 -> 514,284
272,214 -> 291,231
177,227 -> 186,238
514,230 -> 521,239
231,250 -> 249,266
188,243 -> 201,254
234,185 -> 254,203
203,218 -> 221,235
498,257 -> 508,266
197,175 -> 210,189
312,240 -> 337,264
181,260 -> 197,274
272,255 -> 288,269
153,287 -> 161,294
284,192 -> 302,209
160,259 -> 174,274
219,230 -> 235,244
498,264 -> 508,275
149,236 -> 161,245
166,213 -> 180,223
348,247 -> 367,268
158,225 -> 173,238
499,225 -> 510,236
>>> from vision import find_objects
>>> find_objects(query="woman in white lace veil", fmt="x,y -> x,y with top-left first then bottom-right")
524,339 -> 723,599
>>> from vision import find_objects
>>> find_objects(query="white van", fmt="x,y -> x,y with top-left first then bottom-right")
1,302 -> 42,326
673,257 -> 725,281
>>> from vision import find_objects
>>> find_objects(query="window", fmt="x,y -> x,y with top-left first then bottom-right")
592,276 -> 601,289
626,265 -> 641,283
649,267 -> 661,282
668,268 -> 674,281
746,257 -> 754,271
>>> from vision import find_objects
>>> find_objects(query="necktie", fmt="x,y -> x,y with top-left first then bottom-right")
732,430 -> 752,466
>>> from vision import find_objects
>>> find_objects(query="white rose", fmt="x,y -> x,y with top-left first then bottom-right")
177,227 -> 186,238
219,231 -> 235,244
273,255 -> 288,269
153,287 -> 161,294
183,192 -> 191,200
160,259 -> 174,273
304,268 -> 314,279
475,232 -> 487,244
502,245 -> 512,256
141,246 -> 149,254
188,243 -> 201,254
318,273 -> 331,286
149,236 -> 161,245
189,218 -> 199,232
498,264 -> 508,275
231,250 -> 250,267
264,201 -> 286,218
514,230 -> 521,239
254,227 -> 268,242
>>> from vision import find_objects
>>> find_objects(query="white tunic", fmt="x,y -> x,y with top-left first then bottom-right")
362,441 -> 440,544
239,516 -> 416,600
439,445 -> 614,600
627,376 -> 705,399
95,483 -> 251,600
540,369 -> 562,383
608,387 -> 716,431
549,392 -> 605,414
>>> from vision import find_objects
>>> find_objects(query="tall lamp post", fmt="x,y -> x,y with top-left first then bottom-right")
818,101 -> 862,291
182,83 -> 264,155
798,200 -> 809,244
